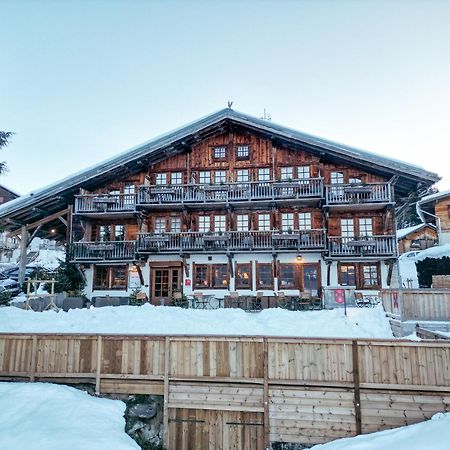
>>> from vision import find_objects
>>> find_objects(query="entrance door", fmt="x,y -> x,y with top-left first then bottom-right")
301,263 -> 320,297
151,267 -> 181,305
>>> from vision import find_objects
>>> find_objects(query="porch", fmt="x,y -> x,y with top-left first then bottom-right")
71,240 -> 136,261
74,193 -> 137,215
328,235 -> 396,257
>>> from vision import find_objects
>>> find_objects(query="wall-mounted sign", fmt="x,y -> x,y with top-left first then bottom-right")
185,279 -> 191,286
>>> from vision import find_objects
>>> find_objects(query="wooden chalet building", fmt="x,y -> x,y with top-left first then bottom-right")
0,109 -> 440,303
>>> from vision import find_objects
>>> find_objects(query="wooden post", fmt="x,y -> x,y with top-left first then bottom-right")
163,336 -> 170,449
29,335 -> 37,382
263,338 -> 270,450
18,225 -> 29,285
352,340 -> 362,435
95,335 -> 103,395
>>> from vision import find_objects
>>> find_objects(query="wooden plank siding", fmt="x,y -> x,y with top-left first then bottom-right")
2,334 -> 449,448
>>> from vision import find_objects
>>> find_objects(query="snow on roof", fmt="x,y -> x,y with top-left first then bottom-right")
418,188 -> 450,205
397,224 -> 426,240
416,243 -> 450,261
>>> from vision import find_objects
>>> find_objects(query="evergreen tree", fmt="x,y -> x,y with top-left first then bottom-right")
0,131 -> 12,174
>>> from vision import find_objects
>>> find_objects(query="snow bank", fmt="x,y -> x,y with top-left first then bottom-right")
416,243 -> 450,261
0,304 -> 394,338
310,412 -> 450,450
0,382 -> 139,450
30,249 -> 65,270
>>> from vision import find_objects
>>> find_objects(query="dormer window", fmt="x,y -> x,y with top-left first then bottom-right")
213,146 -> 227,160
236,145 -> 250,160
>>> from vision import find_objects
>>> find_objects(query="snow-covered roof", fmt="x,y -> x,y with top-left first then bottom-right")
0,108 -> 440,235
416,244 -> 450,261
396,223 -> 435,240
418,189 -> 450,206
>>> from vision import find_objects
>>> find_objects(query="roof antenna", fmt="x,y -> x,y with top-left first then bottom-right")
227,101 -> 233,109
261,108 -> 271,121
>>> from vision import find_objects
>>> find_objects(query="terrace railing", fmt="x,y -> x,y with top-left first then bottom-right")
328,235 -> 396,257
137,229 -> 326,253
325,182 -> 393,205
71,240 -> 136,261
74,193 -> 137,214
137,178 -> 324,206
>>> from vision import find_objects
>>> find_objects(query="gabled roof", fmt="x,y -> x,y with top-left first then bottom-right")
396,223 -> 436,240
0,108 -> 440,236
418,189 -> 450,206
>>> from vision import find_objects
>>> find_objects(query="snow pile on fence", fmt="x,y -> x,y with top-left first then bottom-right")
0,383 -> 139,450
310,412 -> 450,450
0,304 -> 393,338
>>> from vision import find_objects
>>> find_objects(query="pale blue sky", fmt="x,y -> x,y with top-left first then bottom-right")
1,0 -> 449,194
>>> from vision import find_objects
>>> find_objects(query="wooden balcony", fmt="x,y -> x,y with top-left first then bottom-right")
137,178 -> 323,209
325,183 -> 393,210
137,229 -> 326,253
70,241 -> 136,262
74,194 -> 137,216
328,235 -> 396,258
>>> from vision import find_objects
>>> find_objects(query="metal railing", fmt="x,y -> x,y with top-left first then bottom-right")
328,235 -> 396,257
137,229 -> 326,253
74,194 -> 137,214
325,182 -> 392,205
70,241 -> 136,261
137,178 -> 324,206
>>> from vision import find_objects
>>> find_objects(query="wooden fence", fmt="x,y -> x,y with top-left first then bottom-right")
1,333 -> 450,449
381,288 -> 450,321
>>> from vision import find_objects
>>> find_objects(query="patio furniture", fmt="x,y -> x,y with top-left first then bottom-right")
192,293 -> 210,309
171,291 -> 188,308
297,291 -> 312,310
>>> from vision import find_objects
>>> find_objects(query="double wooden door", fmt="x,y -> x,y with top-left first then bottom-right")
150,266 -> 182,305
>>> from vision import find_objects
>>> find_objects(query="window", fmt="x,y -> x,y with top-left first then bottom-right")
155,218 -> 166,233
170,217 -> 181,232
94,265 -> 128,290
155,173 -> 167,185
258,168 -> 270,181
236,145 -> 250,159
171,172 -> 183,185
193,264 -> 229,289
349,177 -> 361,184
198,216 -> 211,232
213,146 -> 227,159
341,219 -> 355,238
99,225 -> 111,242
330,172 -> 344,184
256,263 -> 274,289
214,215 -> 226,232
338,263 -> 380,289
362,264 -> 379,287
124,184 -> 135,194
297,166 -> 310,180
258,213 -> 271,231
114,225 -> 125,241
199,171 -> 211,184
214,170 -> 227,184
236,169 -> 249,183
235,263 -> 252,289
339,264 -> 356,286
279,263 -> 298,289
280,167 -> 294,180
298,212 -> 312,230
282,213 -> 295,231
359,218 -> 373,237
236,214 -> 249,231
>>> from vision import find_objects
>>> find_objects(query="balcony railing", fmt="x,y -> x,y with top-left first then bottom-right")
325,183 -> 393,205
74,194 -> 137,214
137,178 -> 323,206
328,235 -> 396,257
137,229 -> 326,253
71,241 -> 136,261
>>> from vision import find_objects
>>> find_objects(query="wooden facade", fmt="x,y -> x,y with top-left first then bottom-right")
69,128 -> 400,301
397,224 -> 437,254
1,333 -> 450,449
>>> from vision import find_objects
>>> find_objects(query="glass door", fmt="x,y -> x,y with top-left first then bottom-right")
151,267 -> 181,305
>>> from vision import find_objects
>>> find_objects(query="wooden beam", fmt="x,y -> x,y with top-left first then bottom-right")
163,336 -> 170,449
352,340 -> 362,435
27,224 -> 43,247
58,216 -> 68,227
9,208 -> 69,236
18,226 -> 29,285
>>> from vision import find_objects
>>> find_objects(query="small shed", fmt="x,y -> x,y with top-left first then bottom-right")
397,223 -> 437,254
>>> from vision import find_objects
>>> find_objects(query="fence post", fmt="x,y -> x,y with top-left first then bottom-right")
95,335 -> 102,395
352,340 -> 362,435
29,335 -> 37,382
163,336 -> 170,449
263,338 -> 270,450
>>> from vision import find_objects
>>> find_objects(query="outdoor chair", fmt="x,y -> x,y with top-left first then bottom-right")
355,292 -> 371,307
298,291 -> 312,310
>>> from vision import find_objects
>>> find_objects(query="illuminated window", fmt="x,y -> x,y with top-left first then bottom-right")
235,263 -> 252,289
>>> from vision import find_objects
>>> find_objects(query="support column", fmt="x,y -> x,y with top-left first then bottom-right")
18,225 -> 29,285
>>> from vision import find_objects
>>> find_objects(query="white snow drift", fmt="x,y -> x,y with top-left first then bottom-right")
0,382 -> 139,450
0,304 -> 393,338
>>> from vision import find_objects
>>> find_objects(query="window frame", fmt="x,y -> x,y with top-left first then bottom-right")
212,145 -> 227,161
256,263 -> 274,289
199,171 -> 211,185
236,214 -> 249,231
280,167 -> 294,181
258,213 -> 271,231
235,144 -> 250,160
279,263 -> 299,289
193,263 -> 230,289
155,173 -> 167,185
171,172 -> 183,185
198,215 -> 211,232
235,263 -> 253,290
93,265 -> 128,291
338,262 -> 381,290
258,168 -> 271,181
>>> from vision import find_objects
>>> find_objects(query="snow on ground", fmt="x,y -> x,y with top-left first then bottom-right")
0,304 -> 394,338
29,248 -> 65,270
0,382 -> 139,450
399,256 -> 419,288
310,412 -> 450,450
416,243 -> 450,261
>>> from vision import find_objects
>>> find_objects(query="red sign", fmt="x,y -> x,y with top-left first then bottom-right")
393,291 -> 399,309
334,289 -> 345,304
184,279 -> 191,286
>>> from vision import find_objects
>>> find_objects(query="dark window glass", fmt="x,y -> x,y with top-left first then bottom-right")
235,263 -> 252,289
279,264 -> 297,289
94,266 -> 108,289
340,264 -> 356,286
194,265 -> 209,287
212,265 -> 229,288
362,264 -> 379,287
257,264 -> 273,289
